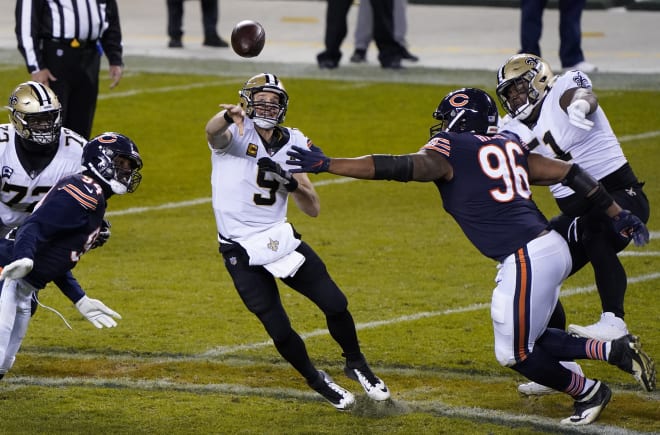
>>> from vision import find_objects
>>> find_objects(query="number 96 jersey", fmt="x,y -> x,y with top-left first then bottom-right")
0,124 -> 85,232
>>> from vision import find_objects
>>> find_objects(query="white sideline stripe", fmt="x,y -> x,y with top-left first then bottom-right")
96,79 -> 239,100
104,177 -> 357,216
2,376 -> 646,435
619,251 -> 660,257
201,271 -> 660,357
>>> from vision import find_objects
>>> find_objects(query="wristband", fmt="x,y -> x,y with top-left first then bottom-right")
223,111 -> 234,124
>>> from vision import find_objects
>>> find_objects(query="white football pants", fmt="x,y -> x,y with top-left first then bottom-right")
491,230 -> 573,367
0,278 -> 36,374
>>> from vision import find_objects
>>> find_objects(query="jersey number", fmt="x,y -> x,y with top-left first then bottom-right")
253,170 -> 279,205
479,141 -> 532,202
2,183 -> 52,212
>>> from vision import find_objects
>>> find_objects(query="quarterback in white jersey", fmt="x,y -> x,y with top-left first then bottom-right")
496,54 -> 651,394
205,73 -> 389,410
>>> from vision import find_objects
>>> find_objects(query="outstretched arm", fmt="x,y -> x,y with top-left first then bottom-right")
528,154 -> 649,246
205,104 -> 245,150
286,145 -> 451,182
52,272 -> 122,328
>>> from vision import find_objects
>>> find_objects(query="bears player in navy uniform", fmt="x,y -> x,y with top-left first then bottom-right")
1,81 -> 118,327
0,132 -> 142,380
286,88 -> 655,425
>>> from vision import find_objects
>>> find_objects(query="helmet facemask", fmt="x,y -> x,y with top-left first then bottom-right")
496,54 -> 555,121
239,73 -> 289,130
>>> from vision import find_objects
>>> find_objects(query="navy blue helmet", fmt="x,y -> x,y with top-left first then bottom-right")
82,132 -> 143,194
430,88 -> 499,137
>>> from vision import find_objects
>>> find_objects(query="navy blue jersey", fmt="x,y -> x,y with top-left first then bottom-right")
0,238 -> 85,302
10,173 -> 106,289
424,131 -> 548,261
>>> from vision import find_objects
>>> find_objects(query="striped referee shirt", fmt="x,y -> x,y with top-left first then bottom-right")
15,0 -> 123,73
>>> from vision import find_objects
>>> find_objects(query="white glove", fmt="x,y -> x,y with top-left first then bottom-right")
0,258 -> 34,280
567,99 -> 594,130
75,295 -> 122,328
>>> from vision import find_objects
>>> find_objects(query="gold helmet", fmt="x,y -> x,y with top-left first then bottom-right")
495,54 -> 556,120
239,73 -> 288,129
7,81 -> 62,146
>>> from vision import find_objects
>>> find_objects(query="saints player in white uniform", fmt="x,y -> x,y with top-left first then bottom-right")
0,81 -> 120,339
496,55 -> 650,394
205,73 -> 389,410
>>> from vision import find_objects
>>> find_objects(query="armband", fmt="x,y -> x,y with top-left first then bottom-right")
372,154 -> 414,182
561,164 -> 613,210
223,111 -> 234,124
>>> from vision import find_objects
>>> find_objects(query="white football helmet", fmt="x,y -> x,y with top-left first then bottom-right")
239,73 -> 288,129
6,81 -> 62,147
496,54 -> 556,121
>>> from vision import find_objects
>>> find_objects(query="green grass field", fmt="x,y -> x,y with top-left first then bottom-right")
0,63 -> 658,434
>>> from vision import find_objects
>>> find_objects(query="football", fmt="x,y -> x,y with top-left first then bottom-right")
230,20 -> 266,58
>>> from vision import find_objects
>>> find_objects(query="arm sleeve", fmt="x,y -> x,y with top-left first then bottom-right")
53,271 -> 85,304
15,0 -> 44,73
99,0 -> 123,66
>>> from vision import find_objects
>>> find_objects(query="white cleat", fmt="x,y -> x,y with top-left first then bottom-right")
568,312 -> 628,341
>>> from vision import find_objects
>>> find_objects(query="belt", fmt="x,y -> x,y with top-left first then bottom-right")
49,38 -> 97,49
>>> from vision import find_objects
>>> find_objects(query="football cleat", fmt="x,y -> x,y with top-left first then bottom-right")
561,381 -> 611,426
608,334 -> 656,392
568,312 -> 628,341
308,370 -> 355,410
344,361 -> 390,401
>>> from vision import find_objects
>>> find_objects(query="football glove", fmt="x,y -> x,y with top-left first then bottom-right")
286,145 -> 330,174
257,157 -> 299,192
0,258 -> 34,280
567,99 -> 594,131
75,295 -> 122,328
91,219 -> 111,249
611,209 -> 650,247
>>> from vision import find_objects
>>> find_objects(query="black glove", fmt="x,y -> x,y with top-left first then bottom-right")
91,219 -> 111,249
286,145 -> 330,174
611,210 -> 649,247
257,157 -> 299,192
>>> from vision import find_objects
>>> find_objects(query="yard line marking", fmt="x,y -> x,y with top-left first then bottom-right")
105,178 -> 356,216
201,272 -> 660,357
2,376 -> 648,434
97,79 -> 239,100
22,271 -> 660,364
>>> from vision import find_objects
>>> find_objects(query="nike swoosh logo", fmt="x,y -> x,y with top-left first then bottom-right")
83,185 -> 95,194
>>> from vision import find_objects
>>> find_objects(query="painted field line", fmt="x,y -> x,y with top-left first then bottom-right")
104,177 -> 356,217
97,79 -> 239,100
201,271 -> 660,357
2,376 -> 647,435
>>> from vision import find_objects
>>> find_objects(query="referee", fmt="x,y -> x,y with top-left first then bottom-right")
15,0 -> 124,139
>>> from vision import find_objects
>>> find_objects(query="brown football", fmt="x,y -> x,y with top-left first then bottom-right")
230,20 -> 266,58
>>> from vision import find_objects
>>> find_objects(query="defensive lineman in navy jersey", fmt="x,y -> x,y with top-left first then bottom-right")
2,81 -> 117,324
287,88 -> 654,425
496,54 -> 650,344
0,132 -> 142,379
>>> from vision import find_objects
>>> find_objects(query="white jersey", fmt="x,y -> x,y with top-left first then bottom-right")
210,118 -> 310,240
503,71 -> 627,199
0,124 -> 85,229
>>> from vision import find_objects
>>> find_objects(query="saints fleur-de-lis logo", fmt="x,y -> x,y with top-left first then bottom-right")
267,238 -> 279,252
